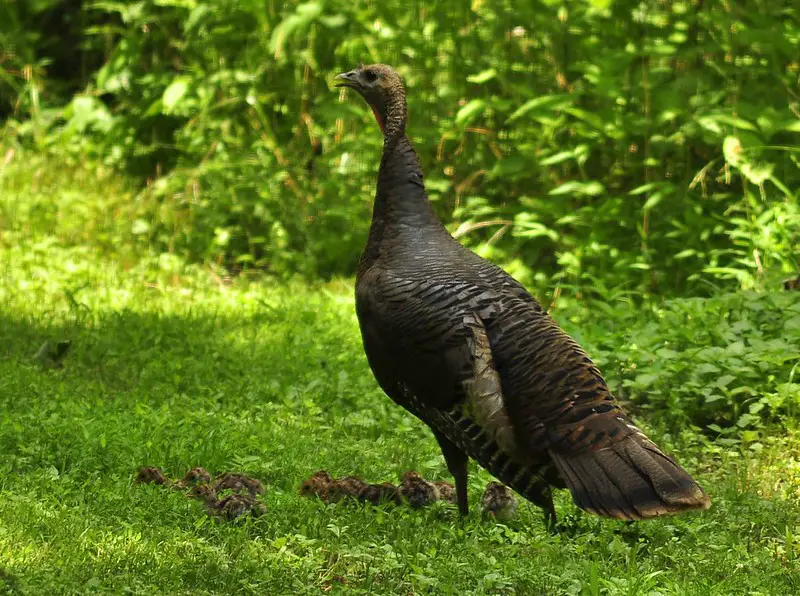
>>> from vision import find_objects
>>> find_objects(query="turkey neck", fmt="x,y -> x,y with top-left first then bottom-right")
359,135 -> 448,275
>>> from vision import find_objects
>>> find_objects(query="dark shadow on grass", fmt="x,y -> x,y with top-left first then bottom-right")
0,303 -> 363,404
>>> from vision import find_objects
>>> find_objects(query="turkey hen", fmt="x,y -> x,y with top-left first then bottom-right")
335,63 -> 710,526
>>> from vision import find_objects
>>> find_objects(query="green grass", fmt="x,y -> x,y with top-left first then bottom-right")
1,157 -> 799,594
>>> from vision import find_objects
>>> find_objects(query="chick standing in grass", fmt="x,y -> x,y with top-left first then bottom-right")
433,481 -> 456,504
359,482 -> 401,505
299,470 -> 334,499
177,467 -> 212,489
326,476 -> 369,502
399,471 -> 439,508
481,482 -> 518,522
134,466 -> 171,486
189,484 -> 265,521
217,493 -> 266,520
189,484 -> 221,516
214,472 -> 265,497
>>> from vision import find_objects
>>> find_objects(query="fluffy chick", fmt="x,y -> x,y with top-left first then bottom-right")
399,471 -> 439,509
299,470 -> 334,499
188,484 -> 220,516
214,472 -> 265,497
217,494 -> 266,521
433,481 -> 456,504
134,466 -> 171,486
326,476 -> 368,502
359,482 -> 401,505
481,482 -> 518,522
188,484 -> 265,521
177,467 -> 212,489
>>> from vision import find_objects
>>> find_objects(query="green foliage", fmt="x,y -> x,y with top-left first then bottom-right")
3,1 -> 799,288
3,153 -> 799,438
1,0 -> 105,139
1,176 -> 799,592
573,292 -> 800,441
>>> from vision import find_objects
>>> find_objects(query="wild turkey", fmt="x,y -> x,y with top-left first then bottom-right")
335,63 -> 711,527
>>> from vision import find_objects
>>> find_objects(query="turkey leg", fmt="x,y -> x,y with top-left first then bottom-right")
432,429 -> 469,516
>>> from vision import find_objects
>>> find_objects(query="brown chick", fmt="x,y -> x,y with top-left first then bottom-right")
177,467 -> 212,489
134,466 -> 171,486
433,481 -> 456,504
299,470 -> 334,499
188,484 -> 220,516
359,482 -> 401,505
481,482 -> 518,522
217,494 -> 266,521
399,471 -> 439,509
188,484 -> 265,521
214,472 -> 265,497
326,476 -> 368,503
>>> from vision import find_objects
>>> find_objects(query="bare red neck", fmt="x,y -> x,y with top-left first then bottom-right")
370,105 -> 386,133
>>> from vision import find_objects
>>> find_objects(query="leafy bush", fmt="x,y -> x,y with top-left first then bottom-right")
574,291 -> 800,442
2,0 -> 798,289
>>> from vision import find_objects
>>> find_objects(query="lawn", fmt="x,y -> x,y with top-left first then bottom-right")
0,159 -> 799,594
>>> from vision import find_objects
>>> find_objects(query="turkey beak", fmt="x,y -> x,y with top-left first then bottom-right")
334,71 -> 361,90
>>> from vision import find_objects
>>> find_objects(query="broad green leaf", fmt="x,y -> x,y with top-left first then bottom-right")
643,192 -> 664,210
467,68 -> 497,84
491,155 -> 528,177
455,99 -> 487,126
549,181 -> 605,196
131,219 -> 150,235
723,136 -> 743,166
162,78 -> 190,113
629,182 -> 661,195
782,120 -> 800,132
740,161 -> 774,185
319,14 -> 346,27
507,94 -> 570,122
563,106 -> 605,130
539,151 -> 573,166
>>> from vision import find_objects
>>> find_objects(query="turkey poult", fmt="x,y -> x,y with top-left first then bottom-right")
176,467 -> 212,489
482,482 -> 518,522
433,481 -> 456,505
134,466 -> 171,486
214,472 -> 265,497
360,482 -> 402,505
189,485 -> 266,521
335,64 -> 711,527
327,476 -> 369,502
398,471 -> 439,509
299,470 -> 334,499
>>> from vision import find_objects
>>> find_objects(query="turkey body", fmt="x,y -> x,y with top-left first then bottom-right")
339,64 -> 710,524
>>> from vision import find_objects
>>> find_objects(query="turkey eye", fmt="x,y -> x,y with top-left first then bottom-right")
363,70 -> 378,83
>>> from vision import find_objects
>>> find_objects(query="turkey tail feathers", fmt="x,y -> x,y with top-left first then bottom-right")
549,435 -> 710,521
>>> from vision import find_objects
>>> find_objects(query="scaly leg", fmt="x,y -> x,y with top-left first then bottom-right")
432,429 -> 469,516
